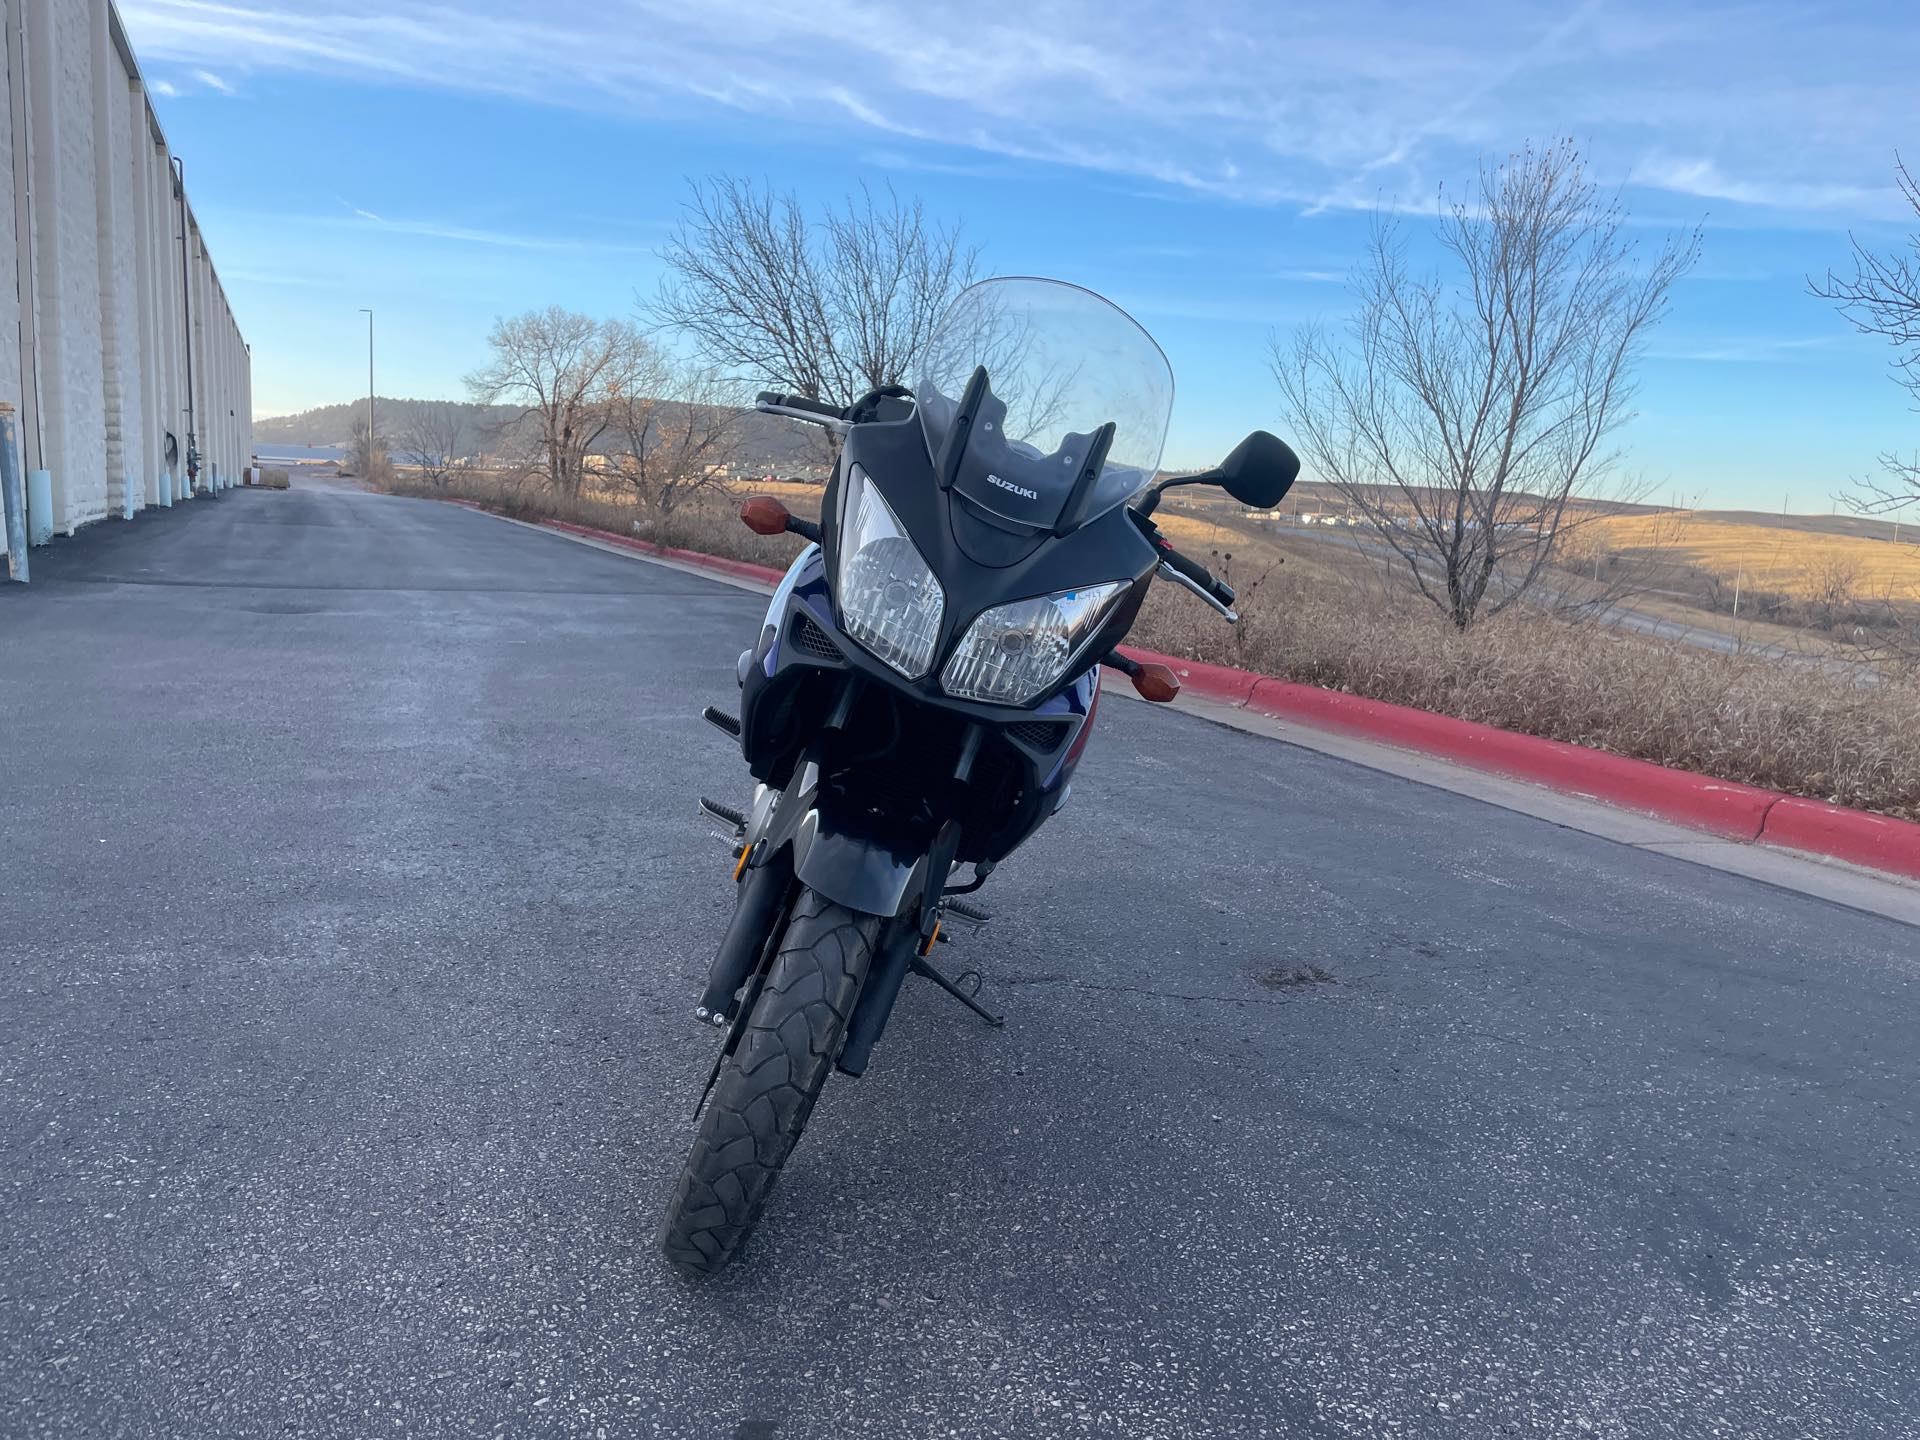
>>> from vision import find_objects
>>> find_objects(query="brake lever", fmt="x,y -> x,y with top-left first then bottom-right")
754,400 -> 850,437
1156,561 -> 1239,622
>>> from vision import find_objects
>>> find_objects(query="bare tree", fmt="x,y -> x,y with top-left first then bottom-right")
607,356 -> 743,519
650,179 -> 978,406
1799,552 -> 1864,632
1813,156 -> 1920,515
395,401 -> 477,488
1273,141 -> 1700,628
467,308 -> 649,497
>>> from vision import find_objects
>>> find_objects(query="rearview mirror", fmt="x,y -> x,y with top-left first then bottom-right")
1216,431 -> 1300,509
1135,430 -> 1302,517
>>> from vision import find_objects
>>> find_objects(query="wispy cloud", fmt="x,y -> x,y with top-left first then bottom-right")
1650,334 -> 1845,364
117,0 -> 1918,222
191,66 -> 235,94
223,266 -> 342,290
1629,155 -> 1906,222
310,201 -> 654,255
149,77 -> 179,97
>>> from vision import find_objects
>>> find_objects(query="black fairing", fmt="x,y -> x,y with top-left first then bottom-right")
821,412 -> 1160,687
732,404 -> 1160,872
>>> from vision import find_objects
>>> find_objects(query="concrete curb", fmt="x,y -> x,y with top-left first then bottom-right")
427,495 -> 1920,884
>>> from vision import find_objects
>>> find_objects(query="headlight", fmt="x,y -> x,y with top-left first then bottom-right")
942,581 -> 1126,706
835,465 -> 944,678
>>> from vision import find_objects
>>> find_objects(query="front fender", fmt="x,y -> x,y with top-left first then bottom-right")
791,807 -> 923,918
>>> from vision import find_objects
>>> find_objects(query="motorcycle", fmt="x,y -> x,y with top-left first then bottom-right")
660,277 -> 1299,1273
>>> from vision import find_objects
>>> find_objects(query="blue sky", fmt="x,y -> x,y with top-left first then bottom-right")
119,0 -> 1918,511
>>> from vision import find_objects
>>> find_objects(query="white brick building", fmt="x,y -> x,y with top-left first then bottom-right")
2,0 -> 249,544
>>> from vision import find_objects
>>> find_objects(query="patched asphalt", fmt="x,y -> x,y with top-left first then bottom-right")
2,483 -> 1916,1438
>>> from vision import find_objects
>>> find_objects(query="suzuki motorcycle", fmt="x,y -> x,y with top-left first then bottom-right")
660,277 -> 1298,1274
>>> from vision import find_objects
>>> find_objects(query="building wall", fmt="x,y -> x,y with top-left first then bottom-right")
2,0 -> 249,539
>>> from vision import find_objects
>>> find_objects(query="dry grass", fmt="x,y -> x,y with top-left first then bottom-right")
1592,513 -> 1920,601
383,469 -> 1920,824
390,468 -> 813,571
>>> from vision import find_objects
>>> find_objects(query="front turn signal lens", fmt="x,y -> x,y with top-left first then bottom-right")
1131,662 -> 1180,702
740,496 -> 792,536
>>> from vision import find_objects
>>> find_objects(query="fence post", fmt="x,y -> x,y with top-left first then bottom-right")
1,402 -> 25,582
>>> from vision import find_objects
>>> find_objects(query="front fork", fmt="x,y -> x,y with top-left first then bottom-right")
695,842 -> 792,1026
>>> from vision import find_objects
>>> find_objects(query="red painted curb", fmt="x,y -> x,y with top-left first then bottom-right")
1760,798 -> 1920,881
1120,645 -> 1920,878
1123,647 -> 1774,839
538,518 -> 787,585
1250,675 -> 1778,840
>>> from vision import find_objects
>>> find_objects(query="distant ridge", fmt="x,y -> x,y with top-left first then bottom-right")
251,396 -> 825,468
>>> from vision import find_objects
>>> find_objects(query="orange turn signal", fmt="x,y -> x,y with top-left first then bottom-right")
740,496 -> 792,536
1131,663 -> 1180,703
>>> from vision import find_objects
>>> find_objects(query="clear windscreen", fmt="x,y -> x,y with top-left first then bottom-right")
917,279 -> 1173,531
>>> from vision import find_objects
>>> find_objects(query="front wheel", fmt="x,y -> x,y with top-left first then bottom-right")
659,887 -> 878,1274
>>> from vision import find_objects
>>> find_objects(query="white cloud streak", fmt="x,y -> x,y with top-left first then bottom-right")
117,0 -> 1918,221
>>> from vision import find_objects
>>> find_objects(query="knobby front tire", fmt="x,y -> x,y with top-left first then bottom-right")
659,887 -> 878,1275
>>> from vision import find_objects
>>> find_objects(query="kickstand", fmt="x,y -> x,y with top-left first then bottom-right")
911,955 -> 1005,1029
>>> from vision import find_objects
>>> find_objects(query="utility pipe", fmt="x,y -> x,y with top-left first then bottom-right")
1,403 -> 25,581
171,155 -> 197,490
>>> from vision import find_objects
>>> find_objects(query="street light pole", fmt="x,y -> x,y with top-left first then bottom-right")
359,307 -> 374,469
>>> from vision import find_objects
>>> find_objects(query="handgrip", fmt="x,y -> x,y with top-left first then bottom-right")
755,391 -> 845,421
1158,542 -> 1219,596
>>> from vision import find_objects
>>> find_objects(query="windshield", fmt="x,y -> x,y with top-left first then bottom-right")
917,278 -> 1172,532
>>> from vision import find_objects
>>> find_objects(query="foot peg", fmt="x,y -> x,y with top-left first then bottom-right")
698,797 -> 747,849
702,705 -> 742,738
698,796 -> 747,829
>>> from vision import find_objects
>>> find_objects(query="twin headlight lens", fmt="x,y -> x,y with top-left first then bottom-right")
835,465 -> 945,678
834,465 -> 1124,705
940,582 -> 1125,705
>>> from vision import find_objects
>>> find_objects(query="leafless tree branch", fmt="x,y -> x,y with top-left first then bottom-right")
606,356 -> 746,518
1813,155 -> 1920,519
648,178 -> 978,408
466,307 -> 651,497
395,401 -> 479,488
1273,140 -> 1699,629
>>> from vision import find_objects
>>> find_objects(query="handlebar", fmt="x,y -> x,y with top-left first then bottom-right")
755,391 -> 846,422
1124,505 -> 1238,621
